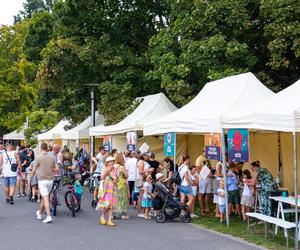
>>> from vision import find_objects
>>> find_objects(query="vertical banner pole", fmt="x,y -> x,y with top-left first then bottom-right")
294,130 -> 298,250
221,128 -> 229,227
174,133 -> 177,173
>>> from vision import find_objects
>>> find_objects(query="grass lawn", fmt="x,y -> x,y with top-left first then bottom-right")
192,210 -> 296,249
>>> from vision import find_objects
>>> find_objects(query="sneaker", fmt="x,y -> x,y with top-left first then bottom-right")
22,193 -> 26,197
137,213 -> 145,218
36,210 -> 42,220
17,193 -> 21,198
6,198 -> 10,203
9,197 -> 14,205
37,199 -> 41,203
42,216 -> 53,224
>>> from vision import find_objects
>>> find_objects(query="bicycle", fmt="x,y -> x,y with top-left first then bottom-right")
64,178 -> 81,217
50,164 -> 64,216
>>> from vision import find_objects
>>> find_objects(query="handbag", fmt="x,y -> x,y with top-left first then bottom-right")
5,150 -> 18,172
98,180 -> 106,198
135,174 -> 143,188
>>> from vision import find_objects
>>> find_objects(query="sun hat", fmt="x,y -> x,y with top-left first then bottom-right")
156,173 -> 163,180
106,156 -> 115,163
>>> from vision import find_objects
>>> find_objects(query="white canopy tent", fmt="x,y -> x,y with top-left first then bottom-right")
89,93 -> 177,136
222,79 -> 300,247
144,72 -> 275,136
3,123 -> 27,141
61,112 -> 104,140
37,119 -> 71,141
223,79 -> 300,132
143,72 -> 275,227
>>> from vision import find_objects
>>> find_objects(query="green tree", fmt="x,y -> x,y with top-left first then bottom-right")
37,0 -> 167,124
260,0 -> 300,88
0,22 -> 38,133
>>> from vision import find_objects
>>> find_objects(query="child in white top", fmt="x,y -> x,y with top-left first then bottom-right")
241,170 -> 254,221
217,181 -> 226,223
142,175 -> 153,220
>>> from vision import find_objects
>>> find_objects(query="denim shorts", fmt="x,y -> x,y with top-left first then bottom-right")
179,185 -> 191,195
4,176 -> 17,187
219,205 -> 226,214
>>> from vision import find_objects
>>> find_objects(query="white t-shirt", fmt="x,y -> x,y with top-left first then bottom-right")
2,150 -> 18,177
126,158 -> 138,181
179,164 -> 189,187
144,160 -> 150,172
242,183 -> 253,197
217,188 -> 226,205
95,153 -> 103,173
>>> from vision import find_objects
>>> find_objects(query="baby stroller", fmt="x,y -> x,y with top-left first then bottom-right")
153,182 -> 191,223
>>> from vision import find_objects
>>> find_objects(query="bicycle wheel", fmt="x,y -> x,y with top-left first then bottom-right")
51,189 -> 57,216
65,191 -> 79,216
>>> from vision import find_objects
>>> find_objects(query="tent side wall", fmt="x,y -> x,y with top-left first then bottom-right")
187,135 -> 204,165
247,132 -> 279,178
281,132 -> 300,193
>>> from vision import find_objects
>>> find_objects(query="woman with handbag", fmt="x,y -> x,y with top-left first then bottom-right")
0,144 -> 22,204
98,156 -> 118,226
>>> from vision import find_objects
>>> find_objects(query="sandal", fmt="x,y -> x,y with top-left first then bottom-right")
100,218 -> 107,225
107,221 -> 116,226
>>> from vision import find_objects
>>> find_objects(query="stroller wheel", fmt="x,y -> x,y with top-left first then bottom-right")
155,212 -> 167,223
182,213 -> 191,223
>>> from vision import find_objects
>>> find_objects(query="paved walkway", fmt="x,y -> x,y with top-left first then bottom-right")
0,184 -> 263,250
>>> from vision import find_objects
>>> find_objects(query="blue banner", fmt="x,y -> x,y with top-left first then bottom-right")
103,135 -> 111,152
126,132 -> 137,151
227,129 -> 249,163
164,132 -> 176,157
204,133 -> 221,160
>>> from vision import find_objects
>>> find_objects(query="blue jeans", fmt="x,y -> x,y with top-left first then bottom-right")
4,176 -> 17,187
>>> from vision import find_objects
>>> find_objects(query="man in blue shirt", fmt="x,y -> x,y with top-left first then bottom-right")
227,163 -> 241,217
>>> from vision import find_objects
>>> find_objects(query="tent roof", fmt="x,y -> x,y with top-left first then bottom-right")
143,72 -> 275,135
223,79 -> 300,132
89,93 -> 177,136
3,123 -> 27,140
37,119 -> 71,140
61,112 -> 104,140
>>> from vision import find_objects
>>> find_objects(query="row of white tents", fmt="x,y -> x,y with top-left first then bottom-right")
3,72 -> 300,193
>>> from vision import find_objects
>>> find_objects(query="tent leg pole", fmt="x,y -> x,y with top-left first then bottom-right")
293,131 -> 298,250
221,128 -> 229,227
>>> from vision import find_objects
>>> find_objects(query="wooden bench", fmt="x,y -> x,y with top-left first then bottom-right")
246,212 -> 296,249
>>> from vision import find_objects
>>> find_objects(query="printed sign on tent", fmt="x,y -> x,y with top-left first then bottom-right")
164,132 -> 176,157
126,131 -> 137,151
227,129 -> 249,163
204,133 -> 221,160
103,135 -> 112,152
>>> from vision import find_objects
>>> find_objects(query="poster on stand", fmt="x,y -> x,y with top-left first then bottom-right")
164,132 -> 176,157
204,133 -> 221,160
126,131 -> 137,151
227,129 -> 249,163
103,135 -> 112,152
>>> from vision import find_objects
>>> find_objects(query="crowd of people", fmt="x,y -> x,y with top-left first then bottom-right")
0,142 -> 279,226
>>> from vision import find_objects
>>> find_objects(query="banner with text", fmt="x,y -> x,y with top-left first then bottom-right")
103,135 -> 112,152
227,129 -> 249,163
126,131 -> 137,151
164,132 -> 176,157
204,133 -> 221,160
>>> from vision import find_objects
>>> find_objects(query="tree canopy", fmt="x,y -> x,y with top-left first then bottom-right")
0,0 -> 299,140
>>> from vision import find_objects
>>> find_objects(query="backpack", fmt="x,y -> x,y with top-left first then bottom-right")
172,166 -> 184,186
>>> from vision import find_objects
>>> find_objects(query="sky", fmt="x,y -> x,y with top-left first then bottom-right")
0,0 -> 24,25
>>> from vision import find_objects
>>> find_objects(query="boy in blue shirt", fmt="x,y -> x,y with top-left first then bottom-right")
227,163 -> 241,217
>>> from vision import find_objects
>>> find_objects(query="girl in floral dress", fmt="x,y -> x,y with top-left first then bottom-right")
98,156 -> 118,226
